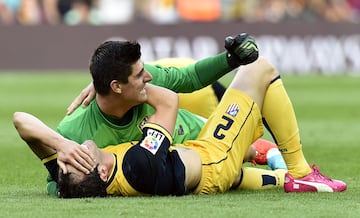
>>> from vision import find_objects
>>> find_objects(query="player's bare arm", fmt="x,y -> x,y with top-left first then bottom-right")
144,84 -> 202,191
145,84 -> 178,136
13,112 -> 96,174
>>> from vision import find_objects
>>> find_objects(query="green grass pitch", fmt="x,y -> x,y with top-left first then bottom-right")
0,72 -> 359,218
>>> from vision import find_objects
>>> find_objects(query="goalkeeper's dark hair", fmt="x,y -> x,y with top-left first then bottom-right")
58,167 -> 107,198
89,40 -> 141,95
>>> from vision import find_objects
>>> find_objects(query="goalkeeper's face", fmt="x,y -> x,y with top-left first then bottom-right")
119,60 -> 153,105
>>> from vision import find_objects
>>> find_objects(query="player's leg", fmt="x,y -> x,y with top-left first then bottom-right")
210,57 -> 277,160
261,76 -> 311,178
233,141 -> 287,191
228,56 -> 278,110
224,57 -> 283,191
260,58 -> 346,192
235,167 -> 286,190
188,87 -> 264,194
190,57 -> 276,194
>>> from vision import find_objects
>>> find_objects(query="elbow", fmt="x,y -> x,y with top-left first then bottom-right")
13,112 -> 24,130
13,112 -> 30,141
171,92 -> 179,110
163,91 -> 179,112
174,92 -> 179,107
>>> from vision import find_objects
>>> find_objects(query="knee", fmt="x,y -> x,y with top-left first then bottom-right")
256,56 -> 279,79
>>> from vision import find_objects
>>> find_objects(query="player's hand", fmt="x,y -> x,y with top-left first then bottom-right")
57,139 -> 96,174
66,83 -> 96,115
224,33 -> 259,68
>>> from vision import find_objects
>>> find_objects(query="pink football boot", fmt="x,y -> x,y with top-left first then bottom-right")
284,165 -> 347,192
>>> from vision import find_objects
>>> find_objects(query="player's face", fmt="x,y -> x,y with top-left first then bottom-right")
120,60 -> 153,104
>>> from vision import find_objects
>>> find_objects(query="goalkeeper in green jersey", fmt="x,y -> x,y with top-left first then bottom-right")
36,33 -> 259,196
59,34 -> 258,148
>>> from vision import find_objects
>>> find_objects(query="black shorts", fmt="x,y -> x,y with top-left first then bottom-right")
122,142 -> 186,196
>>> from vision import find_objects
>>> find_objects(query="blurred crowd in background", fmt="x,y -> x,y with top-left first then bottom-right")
0,0 -> 359,25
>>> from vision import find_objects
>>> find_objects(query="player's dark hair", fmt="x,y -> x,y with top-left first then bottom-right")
89,40 -> 141,95
58,167 -> 107,198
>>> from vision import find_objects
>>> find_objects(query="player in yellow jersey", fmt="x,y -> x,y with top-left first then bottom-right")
14,57 -> 286,197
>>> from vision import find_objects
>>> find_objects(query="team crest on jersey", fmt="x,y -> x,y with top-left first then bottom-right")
226,103 -> 239,117
140,129 -> 165,155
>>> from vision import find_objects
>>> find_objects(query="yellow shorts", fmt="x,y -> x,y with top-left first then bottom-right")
183,89 -> 264,194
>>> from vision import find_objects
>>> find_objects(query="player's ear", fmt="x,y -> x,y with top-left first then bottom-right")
98,165 -> 108,182
110,80 -> 122,94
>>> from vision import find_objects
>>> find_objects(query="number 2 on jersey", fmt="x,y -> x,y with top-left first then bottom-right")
213,115 -> 234,139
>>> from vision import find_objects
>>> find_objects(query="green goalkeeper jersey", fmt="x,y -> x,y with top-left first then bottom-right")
57,52 -> 232,146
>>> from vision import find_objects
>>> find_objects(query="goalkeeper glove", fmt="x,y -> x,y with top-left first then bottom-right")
225,33 -> 259,68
